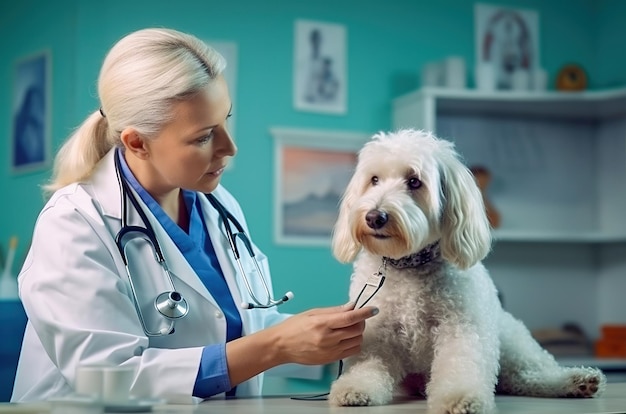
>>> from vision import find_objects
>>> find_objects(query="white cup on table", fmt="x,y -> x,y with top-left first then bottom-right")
102,366 -> 135,403
75,365 -> 106,399
75,364 -> 135,403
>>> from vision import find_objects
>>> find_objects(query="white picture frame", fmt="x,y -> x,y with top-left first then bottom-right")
270,128 -> 369,245
475,3 -> 539,90
293,19 -> 347,114
11,50 -> 51,173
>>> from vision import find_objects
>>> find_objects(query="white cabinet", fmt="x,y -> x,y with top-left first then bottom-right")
392,87 -> 626,243
391,87 -> 626,369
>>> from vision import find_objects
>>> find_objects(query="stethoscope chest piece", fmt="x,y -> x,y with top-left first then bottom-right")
114,149 -> 293,338
155,291 -> 189,319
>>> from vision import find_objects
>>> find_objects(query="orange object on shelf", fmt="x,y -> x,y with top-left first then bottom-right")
595,339 -> 626,358
595,324 -> 626,358
601,325 -> 626,341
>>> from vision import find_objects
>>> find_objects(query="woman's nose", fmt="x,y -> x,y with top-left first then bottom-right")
218,129 -> 237,157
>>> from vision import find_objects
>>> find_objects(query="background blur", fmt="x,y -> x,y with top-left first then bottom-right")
1,0 -> 626,399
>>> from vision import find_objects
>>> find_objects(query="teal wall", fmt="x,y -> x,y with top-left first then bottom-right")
0,0 -> 623,393
0,0 -> 608,312
1,0 -> 607,311
596,0 -> 626,88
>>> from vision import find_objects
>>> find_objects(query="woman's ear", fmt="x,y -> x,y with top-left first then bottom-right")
120,128 -> 149,160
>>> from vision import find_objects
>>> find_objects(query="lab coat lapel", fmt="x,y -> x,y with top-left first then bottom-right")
87,150 -> 262,396
92,149 -> 220,308
198,193 -> 250,334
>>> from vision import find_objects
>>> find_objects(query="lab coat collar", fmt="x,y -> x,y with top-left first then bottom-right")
90,149 -> 219,306
90,149 -> 248,325
91,148 -> 123,220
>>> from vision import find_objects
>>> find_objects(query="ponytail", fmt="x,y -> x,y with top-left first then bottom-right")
42,28 -> 226,199
43,110 -> 114,197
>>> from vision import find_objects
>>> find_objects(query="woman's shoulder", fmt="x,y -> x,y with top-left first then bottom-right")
38,180 -> 108,228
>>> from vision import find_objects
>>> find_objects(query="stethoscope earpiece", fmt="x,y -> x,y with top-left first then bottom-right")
241,291 -> 294,309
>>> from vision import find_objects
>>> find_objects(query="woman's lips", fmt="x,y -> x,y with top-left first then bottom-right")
208,166 -> 226,176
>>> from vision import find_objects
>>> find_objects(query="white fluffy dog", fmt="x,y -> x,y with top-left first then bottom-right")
328,129 -> 606,413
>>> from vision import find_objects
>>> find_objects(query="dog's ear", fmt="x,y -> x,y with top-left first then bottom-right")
438,148 -> 492,269
332,170 -> 362,263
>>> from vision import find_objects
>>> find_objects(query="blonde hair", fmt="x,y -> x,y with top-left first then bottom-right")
44,28 -> 226,196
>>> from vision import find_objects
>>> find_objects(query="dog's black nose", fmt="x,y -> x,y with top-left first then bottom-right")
366,210 -> 388,229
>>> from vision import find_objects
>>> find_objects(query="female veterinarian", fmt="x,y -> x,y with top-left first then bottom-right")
11,28 -> 378,404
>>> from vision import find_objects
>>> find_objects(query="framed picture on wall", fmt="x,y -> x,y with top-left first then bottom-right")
475,3 -> 539,90
11,50 -> 51,173
293,19 -> 347,114
270,128 -> 369,245
208,40 -> 238,138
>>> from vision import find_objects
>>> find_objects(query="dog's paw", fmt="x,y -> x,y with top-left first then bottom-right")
430,394 -> 495,414
328,375 -> 393,406
328,386 -> 373,407
563,367 -> 607,398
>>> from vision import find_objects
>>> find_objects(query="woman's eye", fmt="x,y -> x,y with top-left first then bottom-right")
196,132 -> 214,144
407,177 -> 422,190
371,176 -> 379,185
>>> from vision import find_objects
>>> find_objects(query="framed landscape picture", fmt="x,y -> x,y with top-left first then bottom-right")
270,128 -> 369,245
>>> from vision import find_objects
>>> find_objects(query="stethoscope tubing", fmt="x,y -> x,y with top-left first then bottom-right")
114,150 -> 185,336
113,149 -> 292,337
206,194 -> 293,309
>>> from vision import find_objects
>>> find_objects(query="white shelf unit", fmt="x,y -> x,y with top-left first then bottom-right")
392,87 -> 626,243
391,87 -> 626,355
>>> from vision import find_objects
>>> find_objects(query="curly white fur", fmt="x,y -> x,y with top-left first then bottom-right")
328,130 -> 606,413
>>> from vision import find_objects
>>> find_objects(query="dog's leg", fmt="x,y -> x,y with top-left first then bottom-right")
497,312 -> 606,398
328,354 -> 400,406
427,324 -> 499,414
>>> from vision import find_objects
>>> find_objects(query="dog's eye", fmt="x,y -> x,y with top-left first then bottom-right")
407,177 -> 422,190
371,176 -> 379,185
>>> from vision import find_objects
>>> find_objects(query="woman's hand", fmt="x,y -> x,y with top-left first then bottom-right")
225,302 -> 378,386
269,302 -> 379,366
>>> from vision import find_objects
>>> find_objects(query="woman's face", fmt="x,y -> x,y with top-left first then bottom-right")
142,75 -> 236,195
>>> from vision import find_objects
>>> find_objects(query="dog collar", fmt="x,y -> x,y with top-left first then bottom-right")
385,241 -> 441,269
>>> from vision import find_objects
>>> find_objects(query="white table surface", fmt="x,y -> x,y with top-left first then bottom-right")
2,383 -> 625,414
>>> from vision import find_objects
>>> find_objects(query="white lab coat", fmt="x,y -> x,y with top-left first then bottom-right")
11,149 -> 289,403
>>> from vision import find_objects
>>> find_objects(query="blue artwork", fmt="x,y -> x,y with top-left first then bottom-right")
12,52 -> 49,172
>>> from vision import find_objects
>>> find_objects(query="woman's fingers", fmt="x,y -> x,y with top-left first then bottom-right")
337,334 -> 363,352
305,301 -> 356,316
328,306 -> 379,329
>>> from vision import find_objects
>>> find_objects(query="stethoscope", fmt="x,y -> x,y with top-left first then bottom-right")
113,150 -> 293,336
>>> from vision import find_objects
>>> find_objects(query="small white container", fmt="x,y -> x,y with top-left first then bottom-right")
75,365 -> 105,399
475,63 -> 496,91
101,366 -> 135,403
421,61 -> 443,87
532,68 -> 549,91
75,364 -> 135,403
512,70 -> 531,91
444,56 -> 467,89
